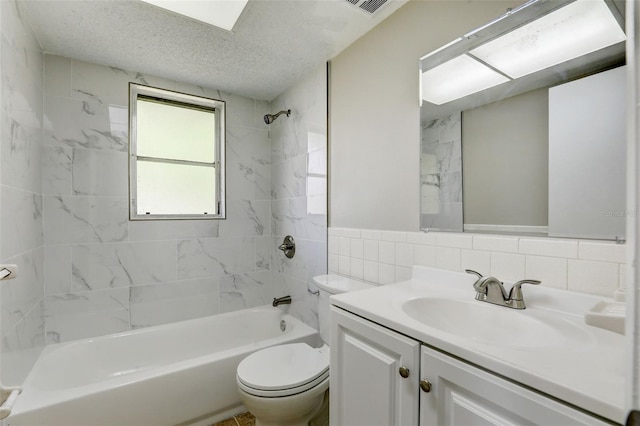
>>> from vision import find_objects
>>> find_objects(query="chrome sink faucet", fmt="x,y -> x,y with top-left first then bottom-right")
465,269 -> 541,309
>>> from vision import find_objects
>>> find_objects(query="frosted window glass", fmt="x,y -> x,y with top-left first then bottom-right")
130,83 -> 225,220
136,161 -> 216,215
137,98 -> 215,163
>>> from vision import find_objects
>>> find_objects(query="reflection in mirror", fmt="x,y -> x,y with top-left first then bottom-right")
421,114 -> 463,232
419,0 -> 626,240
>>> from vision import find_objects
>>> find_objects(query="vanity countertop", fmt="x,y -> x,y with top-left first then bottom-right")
330,266 -> 626,424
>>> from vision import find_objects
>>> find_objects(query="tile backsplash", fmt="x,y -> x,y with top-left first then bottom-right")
329,228 -> 626,297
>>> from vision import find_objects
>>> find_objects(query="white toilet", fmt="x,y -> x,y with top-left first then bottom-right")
236,275 -> 374,426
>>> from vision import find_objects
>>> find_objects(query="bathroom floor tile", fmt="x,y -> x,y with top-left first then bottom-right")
212,411 -> 255,426
235,412 -> 256,425
212,419 -> 237,426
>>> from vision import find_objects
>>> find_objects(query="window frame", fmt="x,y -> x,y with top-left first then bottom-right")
128,83 -> 226,221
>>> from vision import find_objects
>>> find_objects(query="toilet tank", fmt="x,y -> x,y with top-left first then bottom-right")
313,275 -> 375,344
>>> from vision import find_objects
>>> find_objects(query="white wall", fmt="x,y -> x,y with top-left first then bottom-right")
330,0 -> 518,231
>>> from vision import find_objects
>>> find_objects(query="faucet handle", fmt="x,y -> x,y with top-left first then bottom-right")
465,269 -> 483,279
508,279 -> 541,301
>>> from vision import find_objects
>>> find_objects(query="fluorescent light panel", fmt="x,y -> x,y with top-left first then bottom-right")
140,0 -> 249,31
421,55 -> 510,105
470,0 -> 626,79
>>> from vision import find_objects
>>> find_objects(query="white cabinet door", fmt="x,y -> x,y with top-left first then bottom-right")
330,307 -> 420,426
419,345 -> 613,426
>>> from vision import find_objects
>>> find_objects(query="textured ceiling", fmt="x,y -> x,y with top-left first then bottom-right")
23,0 -> 407,101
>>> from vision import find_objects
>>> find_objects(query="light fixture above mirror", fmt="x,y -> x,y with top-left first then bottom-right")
421,55 -> 510,105
420,0 -> 626,107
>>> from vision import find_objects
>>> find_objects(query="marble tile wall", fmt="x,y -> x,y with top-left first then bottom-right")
1,14 -> 327,380
0,0 -> 45,385
42,54 -> 276,344
329,227 -> 626,298
420,113 -> 463,232
269,66 -> 328,330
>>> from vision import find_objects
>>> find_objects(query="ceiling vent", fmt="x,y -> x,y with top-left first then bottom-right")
345,0 -> 389,15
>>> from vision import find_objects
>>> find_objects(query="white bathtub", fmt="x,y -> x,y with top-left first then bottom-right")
7,306 -> 319,426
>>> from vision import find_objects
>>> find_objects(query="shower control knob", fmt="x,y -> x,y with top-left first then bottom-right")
420,379 -> 432,393
399,366 -> 410,378
278,235 -> 296,259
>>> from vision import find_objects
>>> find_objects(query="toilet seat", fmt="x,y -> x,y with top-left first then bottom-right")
237,343 -> 329,398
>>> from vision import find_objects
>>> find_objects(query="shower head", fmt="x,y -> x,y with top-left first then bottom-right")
264,109 -> 291,125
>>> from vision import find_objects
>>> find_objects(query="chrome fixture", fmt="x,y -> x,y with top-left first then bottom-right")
278,235 -> 296,258
507,279 -> 543,309
273,295 -> 292,307
465,269 -> 540,309
264,109 -> 291,125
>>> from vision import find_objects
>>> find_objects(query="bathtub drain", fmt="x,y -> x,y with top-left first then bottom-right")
280,320 -> 286,332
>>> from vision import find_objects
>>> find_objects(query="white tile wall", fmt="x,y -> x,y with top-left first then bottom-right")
329,227 -> 626,297
1,0 -> 45,385
40,54 -> 283,344
490,252 -> 526,282
268,65 -> 328,330
379,241 -> 396,264
37,59 -> 328,343
436,247 -> 461,271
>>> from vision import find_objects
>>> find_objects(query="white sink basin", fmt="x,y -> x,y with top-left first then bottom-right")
402,297 -> 592,349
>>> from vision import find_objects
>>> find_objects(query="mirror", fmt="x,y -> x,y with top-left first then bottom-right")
419,0 -> 626,240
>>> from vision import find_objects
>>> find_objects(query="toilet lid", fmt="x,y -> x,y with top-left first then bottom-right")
237,343 -> 329,392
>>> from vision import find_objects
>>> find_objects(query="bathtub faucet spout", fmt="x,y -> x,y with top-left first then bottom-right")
273,295 -> 292,307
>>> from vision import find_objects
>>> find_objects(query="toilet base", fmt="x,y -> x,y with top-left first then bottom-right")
308,389 -> 329,426
237,379 -> 329,426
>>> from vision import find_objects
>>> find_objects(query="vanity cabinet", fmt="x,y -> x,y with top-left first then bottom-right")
331,307 -> 613,426
419,345 -> 611,426
330,306 -> 420,426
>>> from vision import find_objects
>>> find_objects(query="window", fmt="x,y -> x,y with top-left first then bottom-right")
129,84 -> 225,220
